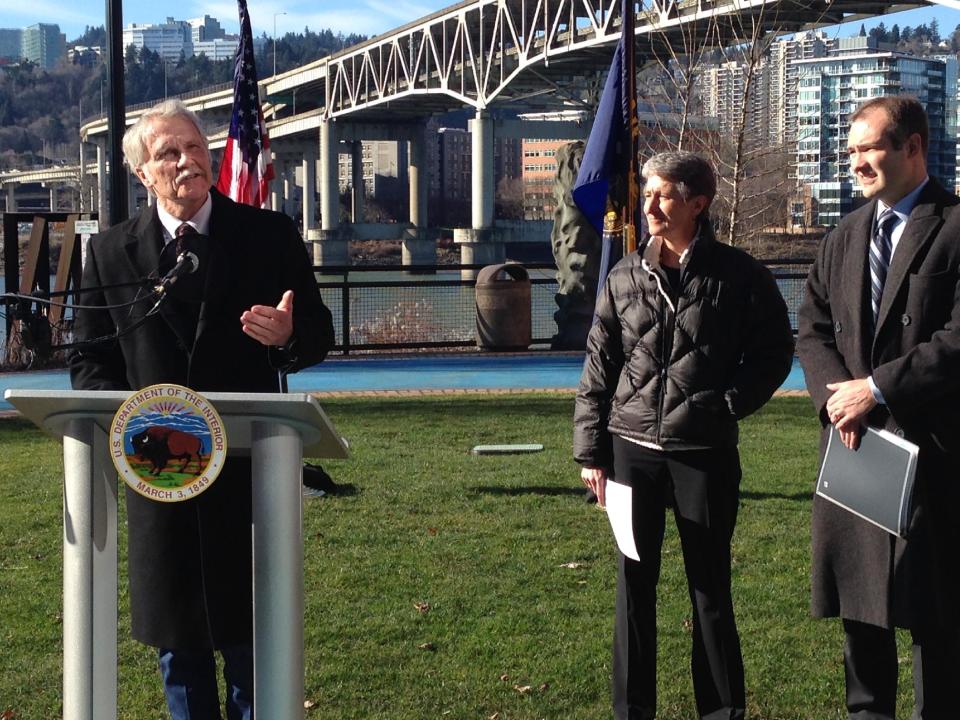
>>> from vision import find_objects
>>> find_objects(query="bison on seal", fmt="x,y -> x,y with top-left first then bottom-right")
131,426 -> 203,475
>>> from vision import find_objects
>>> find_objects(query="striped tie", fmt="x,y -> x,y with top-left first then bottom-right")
175,222 -> 197,256
868,210 -> 896,325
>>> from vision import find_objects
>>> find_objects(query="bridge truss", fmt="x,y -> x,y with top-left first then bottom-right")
324,0 -> 920,120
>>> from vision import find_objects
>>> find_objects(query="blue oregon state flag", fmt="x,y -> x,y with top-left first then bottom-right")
572,0 -> 639,294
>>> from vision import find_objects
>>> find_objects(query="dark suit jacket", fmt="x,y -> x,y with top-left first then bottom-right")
797,178 -> 960,631
70,188 -> 335,648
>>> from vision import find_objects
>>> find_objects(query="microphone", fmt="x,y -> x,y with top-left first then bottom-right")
153,250 -> 199,296
147,250 -> 200,315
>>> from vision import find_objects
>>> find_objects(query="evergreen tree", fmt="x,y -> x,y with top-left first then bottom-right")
868,22 -> 887,43
71,25 -> 107,47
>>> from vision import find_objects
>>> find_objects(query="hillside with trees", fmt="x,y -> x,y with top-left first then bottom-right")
866,19 -> 960,53
0,25 -> 365,171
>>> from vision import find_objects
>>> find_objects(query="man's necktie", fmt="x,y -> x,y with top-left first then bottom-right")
175,222 -> 197,255
868,210 -> 896,325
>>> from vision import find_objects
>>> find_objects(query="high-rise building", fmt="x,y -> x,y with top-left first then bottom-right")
188,15 -> 237,62
793,35 -> 955,226
522,137 -> 562,221
123,15 -> 237,62
431,128 -> 472,225
21,23 -> 65,69
700,59 -> 772,142
933,53 -> 960,195
768,30 -> 835,147
334,141 -> 410,220
124,19 -> 191,61
0,28 -> 22,62
189,15 -> 225,42
424,118 -> 522,226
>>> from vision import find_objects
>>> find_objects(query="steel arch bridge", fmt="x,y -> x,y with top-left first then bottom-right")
50,0 -> 955,248
317,0 -> 929,121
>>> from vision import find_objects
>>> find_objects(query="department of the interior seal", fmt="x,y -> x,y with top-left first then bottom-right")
110,384 -> 227,502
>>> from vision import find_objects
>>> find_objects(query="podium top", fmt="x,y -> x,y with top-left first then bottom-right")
3,389 -> 349,459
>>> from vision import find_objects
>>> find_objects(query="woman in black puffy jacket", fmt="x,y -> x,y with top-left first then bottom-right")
573,151 -> 793,720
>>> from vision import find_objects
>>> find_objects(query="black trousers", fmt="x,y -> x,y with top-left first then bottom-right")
843,619 -> 960,719
611,437 -> 745,720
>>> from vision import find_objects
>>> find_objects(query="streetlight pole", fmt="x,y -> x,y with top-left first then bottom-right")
273,11 -> 287,77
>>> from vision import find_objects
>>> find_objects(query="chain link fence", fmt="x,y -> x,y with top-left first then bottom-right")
315,261 -> 813,354
316,264 -> 562,353
3,255 -> 813,366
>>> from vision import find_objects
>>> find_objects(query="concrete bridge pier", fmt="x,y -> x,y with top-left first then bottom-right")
95,140 -> 108,228
350,141 -> 364,223
403,126 -> 435,268
48,185 -> 57,212
460,109 -> 504,278
127,172 -> 139,216
282,165 -> 294,217
313,117 -> 349,268
79,143 -> 87,213
271,156 -> 284,213
302,150 -> 317,236
5,183 -> 16,213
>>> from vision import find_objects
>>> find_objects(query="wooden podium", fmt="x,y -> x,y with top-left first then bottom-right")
4,389 -> 349,720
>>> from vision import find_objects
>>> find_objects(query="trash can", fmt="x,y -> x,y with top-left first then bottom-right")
475,263 -> 531,350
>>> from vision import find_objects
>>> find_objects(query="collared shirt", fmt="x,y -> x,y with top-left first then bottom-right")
155,193 -> 213,244
868,176 -> 928,405
874,176 -> 928,259
641,233 -> 699,272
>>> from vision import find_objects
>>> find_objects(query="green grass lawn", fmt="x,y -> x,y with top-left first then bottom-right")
0,395 -> 920,719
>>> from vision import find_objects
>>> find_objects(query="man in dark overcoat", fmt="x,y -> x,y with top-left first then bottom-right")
797,95 -> 960,718
70,99 -> 334,720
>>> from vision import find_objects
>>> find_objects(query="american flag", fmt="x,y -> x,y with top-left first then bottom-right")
216,0 -> 274,208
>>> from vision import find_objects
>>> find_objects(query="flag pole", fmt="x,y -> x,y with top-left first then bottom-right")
622,0 -> 638,255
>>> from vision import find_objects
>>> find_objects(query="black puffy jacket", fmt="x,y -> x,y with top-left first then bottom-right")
573,227 -> 794,468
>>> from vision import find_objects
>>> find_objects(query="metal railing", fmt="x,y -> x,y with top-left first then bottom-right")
312,259 -> 814,355
2,254 -> 814,367
314,263 -> 562,354
763,258 -> 815,336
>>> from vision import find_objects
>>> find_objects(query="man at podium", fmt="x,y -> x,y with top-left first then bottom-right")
69,99 -> 334,720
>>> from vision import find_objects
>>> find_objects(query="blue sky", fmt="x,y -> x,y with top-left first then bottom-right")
2,0 -> 960,45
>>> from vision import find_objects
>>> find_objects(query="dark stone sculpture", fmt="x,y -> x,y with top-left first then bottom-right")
550,141 -> 601,350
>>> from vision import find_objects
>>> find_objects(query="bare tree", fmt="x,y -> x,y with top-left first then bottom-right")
637,2 -> 831,251
708,6 -> 786,248
495,176 -> 525,220
638,12 -> 718,154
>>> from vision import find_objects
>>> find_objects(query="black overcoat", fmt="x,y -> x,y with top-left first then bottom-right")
797,179 -> 960,631
70,188 -> 335,649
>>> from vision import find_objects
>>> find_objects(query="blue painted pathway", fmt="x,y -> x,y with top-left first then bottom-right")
0,354 -> 807,411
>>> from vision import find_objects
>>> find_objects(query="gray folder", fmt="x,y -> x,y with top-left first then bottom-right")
815,425 -> 918,538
